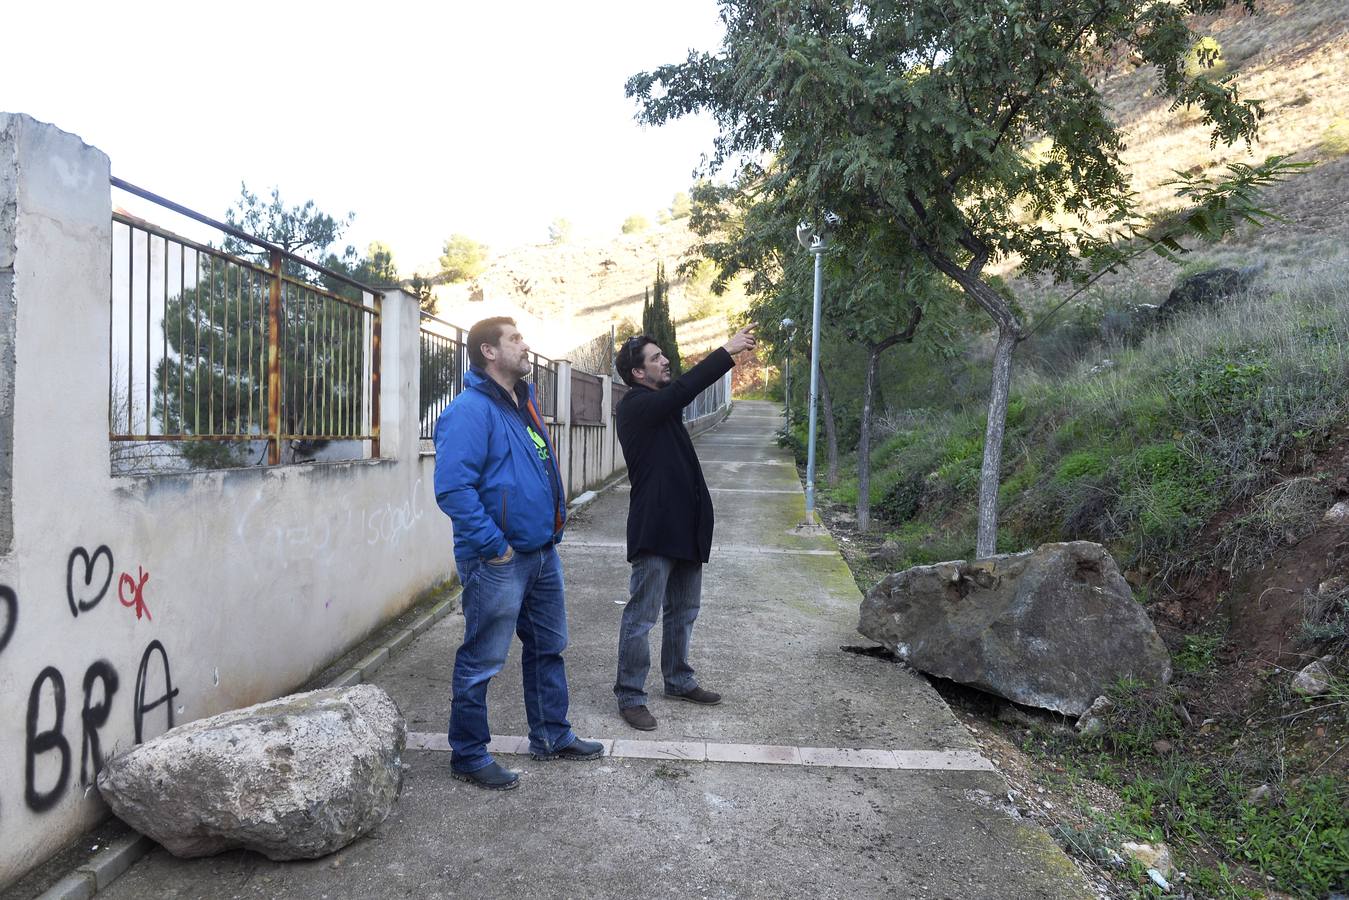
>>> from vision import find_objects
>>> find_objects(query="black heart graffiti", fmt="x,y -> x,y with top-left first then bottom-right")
0,585 -> 15,655
66,546 -> 114,617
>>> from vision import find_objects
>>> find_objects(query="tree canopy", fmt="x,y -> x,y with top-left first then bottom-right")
438,234 -> 488,284
629,0 -> 1300,555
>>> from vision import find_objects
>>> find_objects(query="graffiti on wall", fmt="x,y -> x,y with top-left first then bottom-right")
5,545 -> 176,819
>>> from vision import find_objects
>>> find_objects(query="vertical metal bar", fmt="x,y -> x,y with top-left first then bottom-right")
221,262 -> 231,433
319,287 -> 330,437
178,243 -> 186,434
160,237 -> 169,436
233,261 -> 242,432
370,293 -> 382,456
247,268 -> 257,435
193,251 -> 202,436
109,222 -> 116,434
207,253 -> 218,434
267,250 -> 282,464
145,235 -> 153,434
804,247 -> 824,525
128,228 -> 136,433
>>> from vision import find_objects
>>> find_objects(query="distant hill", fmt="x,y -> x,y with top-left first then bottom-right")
425,219 -> 749,369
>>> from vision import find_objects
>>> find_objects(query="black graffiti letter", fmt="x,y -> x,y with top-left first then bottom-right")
26,667 -> 71,812
134,640 -> 178,743
0,585 -> 15,655
67,545 -> 114,617
80,661 -> 120,786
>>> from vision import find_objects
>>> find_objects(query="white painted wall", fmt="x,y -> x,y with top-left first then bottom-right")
0,114 -> 735,890
0,114 -> 455,888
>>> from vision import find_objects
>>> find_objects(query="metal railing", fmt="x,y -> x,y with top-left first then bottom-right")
418,313 -> 557,439
683,370 -> 732,422
109,178 -> 381,469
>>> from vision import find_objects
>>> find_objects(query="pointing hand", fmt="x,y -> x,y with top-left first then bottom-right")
723,324 -> 758,356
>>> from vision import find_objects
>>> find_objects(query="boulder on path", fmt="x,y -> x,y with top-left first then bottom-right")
97,684 -> 405,860
858,541 -> 1171,716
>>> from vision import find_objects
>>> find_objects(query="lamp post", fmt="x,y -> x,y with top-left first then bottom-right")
796,212 -> 838,525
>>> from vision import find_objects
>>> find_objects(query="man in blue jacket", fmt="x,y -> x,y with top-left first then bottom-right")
612,325 -> 756,731
434,316 -> 602,790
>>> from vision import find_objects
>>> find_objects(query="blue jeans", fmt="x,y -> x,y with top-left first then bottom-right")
449,545 -> 577,773
613,553 -> 703,709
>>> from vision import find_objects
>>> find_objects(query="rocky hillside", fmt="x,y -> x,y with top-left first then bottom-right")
425,219 -> 748,367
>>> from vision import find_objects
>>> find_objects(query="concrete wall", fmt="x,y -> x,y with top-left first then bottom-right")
0,114 -> 455,889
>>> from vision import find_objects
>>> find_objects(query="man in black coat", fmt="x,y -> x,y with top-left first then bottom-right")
612,325 -> 757,731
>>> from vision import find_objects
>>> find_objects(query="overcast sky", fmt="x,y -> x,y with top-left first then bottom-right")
3,0 -> 726,271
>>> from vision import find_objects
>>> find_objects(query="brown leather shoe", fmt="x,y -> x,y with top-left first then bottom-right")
620,704 -> 657,731
666,686 -> 722,705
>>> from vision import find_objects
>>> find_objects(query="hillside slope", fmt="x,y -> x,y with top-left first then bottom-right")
425,219 -> 746,366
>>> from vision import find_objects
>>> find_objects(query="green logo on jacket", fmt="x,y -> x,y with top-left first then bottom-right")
526,424 -> 550,461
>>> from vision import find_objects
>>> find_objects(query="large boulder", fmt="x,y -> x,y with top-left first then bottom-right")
859,541 -> 1171,716
97,684 -> 405,860
1157,265 -> 1261,320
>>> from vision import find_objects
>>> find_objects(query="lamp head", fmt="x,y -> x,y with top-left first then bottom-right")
795,211 -> 839,251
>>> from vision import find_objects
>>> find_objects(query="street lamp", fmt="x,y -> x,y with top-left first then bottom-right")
779,317 -> 795,417
796,212 -> 838,525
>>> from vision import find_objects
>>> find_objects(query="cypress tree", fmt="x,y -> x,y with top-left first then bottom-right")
652,262 -> 682,375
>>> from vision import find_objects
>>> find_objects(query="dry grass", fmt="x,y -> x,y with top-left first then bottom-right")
1009,0 -> 1349,305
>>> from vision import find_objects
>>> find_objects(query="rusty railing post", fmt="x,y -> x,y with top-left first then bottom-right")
267,248 -> 282,465
370,292 -> 382,458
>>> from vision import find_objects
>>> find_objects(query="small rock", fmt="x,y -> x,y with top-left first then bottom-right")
1293,660 -> 1332,697
1324,501 -> 1349,524
1319,575 -> 1347,595
1076,695 -> 1113,738
1152,739 -> 1173,755
1246,784 -> 1273,805
1121,841 -> 1173,877
872,539 -> 902,563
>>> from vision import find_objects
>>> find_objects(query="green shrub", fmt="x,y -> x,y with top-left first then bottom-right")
1322,119 -> 1349,157
1121,441 -> 1218,538
1054,449 -> 1110,483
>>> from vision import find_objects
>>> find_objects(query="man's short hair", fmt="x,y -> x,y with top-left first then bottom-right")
616,335 -> 657,387
467,317 -> 517,369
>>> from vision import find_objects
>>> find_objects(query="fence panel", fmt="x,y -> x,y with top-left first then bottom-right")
109,188 -> 380,473
571,369 -> 604,425
418,316 -> 559,438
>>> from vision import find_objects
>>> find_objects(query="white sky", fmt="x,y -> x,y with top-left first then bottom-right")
3,0 -> 726,272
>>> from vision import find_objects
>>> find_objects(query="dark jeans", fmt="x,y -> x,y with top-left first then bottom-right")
613,553 -> 703,709
449,546 -> 577,773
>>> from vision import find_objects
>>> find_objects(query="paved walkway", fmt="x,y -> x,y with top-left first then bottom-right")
99,401 -> 1089,900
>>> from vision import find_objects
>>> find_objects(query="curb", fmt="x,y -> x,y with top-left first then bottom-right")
35,835 -> 153,900
32,589 -> 462,900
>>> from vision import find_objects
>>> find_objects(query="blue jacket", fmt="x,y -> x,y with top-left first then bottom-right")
433,368 -> 566,563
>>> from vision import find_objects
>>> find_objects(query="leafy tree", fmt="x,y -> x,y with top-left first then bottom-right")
687,173 -> 961,526
438,234 -> 488,284
670,191 -> 692,219
548,217 -> 574,244
628,0 -> 1303,556
352,240 -> 399,287
622,214 -> 651,234
157,184 -> 379,467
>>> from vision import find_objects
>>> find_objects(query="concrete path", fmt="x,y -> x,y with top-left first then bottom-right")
98,401 -> 1089,900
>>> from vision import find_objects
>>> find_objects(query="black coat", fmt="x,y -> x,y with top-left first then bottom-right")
616,348 -> 735,563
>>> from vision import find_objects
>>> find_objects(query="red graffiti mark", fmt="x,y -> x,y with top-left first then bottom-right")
117,567 -> 152,621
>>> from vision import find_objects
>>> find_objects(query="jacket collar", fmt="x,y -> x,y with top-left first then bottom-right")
467,366 -> 529,408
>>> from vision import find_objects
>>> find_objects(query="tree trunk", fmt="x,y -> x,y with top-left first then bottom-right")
858,345 -> 881,532
819,370 -> 839,486
976,324 -> 1018,558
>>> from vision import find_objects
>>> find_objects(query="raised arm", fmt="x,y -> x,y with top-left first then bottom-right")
621,326 -> 757,426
